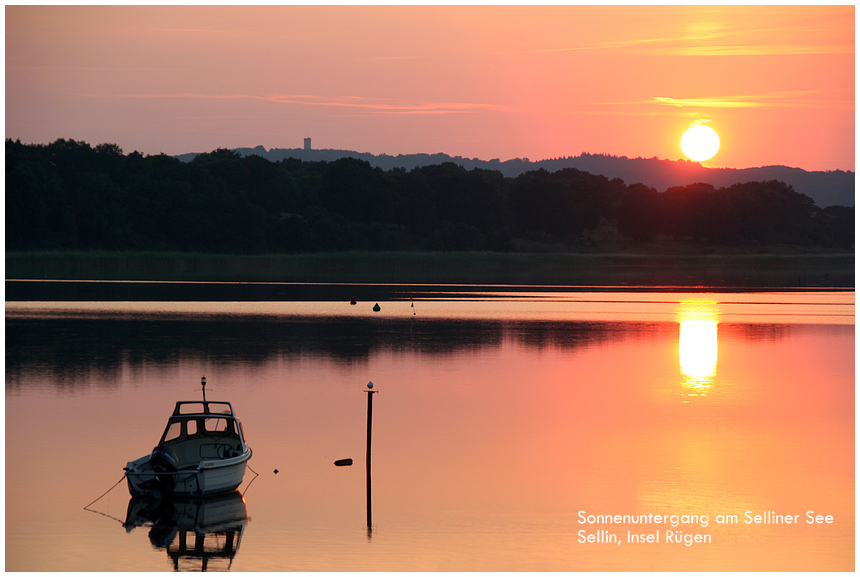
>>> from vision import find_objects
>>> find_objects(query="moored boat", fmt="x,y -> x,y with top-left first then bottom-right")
125,377 -> 252,498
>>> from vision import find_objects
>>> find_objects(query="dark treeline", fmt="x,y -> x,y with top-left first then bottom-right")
6,138 -> 854,253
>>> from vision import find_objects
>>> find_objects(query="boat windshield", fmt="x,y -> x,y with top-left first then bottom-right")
161,415 -> 241,444
175,401 -> 233,416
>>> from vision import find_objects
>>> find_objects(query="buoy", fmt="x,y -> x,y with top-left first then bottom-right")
274,469 -> 279,474
334,458 -> 353,467
372,303 -> 381,312
350,296 -> 357,305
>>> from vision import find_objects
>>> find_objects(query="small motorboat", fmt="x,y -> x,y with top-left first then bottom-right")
125,377 -> 252,498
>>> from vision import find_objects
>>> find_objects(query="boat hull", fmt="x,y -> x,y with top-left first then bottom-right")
125,448 -> 252,498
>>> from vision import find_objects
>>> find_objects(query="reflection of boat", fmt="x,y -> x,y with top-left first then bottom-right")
124,378 -> 252,498
124,490 -> 248,571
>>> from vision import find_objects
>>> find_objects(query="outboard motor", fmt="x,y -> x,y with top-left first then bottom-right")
149,444 -> 178,493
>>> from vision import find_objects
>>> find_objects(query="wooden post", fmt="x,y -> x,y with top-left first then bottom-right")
365,382 -> 377,536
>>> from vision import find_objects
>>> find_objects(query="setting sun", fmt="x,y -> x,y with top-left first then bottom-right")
680,125 -> 721,162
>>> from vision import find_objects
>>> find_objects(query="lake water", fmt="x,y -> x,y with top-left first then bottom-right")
5,285 -> 854,571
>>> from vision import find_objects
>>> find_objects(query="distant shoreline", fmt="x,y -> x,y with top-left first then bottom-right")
5,249 -> 854,289
186,148 -> 854,208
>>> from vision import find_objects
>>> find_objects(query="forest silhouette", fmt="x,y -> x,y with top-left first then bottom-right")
218,146 -> 854,208
6,138 -> 854,254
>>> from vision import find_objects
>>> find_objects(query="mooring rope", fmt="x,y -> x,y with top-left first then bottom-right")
86,463 -> 260,514
83,475 -> 129,525
83,475 -> 126,511
242,464 -> 260,495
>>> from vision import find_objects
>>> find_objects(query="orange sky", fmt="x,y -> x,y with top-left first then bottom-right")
5,5 -> 855,171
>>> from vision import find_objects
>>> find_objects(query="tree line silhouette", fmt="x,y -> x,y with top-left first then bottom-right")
6,138 -> 854,253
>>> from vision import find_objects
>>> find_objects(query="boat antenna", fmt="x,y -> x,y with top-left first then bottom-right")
201,376 -> 207,401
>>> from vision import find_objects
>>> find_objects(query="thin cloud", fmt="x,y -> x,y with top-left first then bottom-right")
366,55 -> 426,61
652,96 -> 760,109
153,28 -> 228,33
497,34 -> 698,55
652,90 -> 850,110
500,20 -> 852,58
8,65 -> 192,71
77,91 -> 510,115
508,37 -> 851,57
664,44 -> 854,57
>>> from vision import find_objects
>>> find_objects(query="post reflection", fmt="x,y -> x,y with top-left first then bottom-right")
677,301 -> 719,395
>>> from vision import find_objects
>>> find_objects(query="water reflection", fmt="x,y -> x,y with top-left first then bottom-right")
123,491 -> 248,571
5,315 -> 657,391
5,295 -> 854,571
677,301 -> 719,394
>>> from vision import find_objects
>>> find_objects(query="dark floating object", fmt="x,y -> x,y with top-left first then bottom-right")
350,296 -> 357,305
334,458 -> 353,467
372,303 -> 381,312
274,469 -> 279,474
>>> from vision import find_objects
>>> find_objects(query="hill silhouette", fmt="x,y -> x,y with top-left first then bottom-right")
176,147 -> 854,208
9,138 -> 853,255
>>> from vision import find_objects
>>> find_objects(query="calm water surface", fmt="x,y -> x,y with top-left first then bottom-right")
5,287 -> 854,571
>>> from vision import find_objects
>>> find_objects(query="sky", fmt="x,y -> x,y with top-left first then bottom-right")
5,5 -> 855,171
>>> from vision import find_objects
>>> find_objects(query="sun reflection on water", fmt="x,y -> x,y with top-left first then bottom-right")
677,301 -> 719,395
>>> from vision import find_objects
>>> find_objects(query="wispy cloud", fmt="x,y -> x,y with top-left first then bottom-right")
652,95 -> 762,109
498,34 -> 695,56
664,43 -> 854,57
8,65 -> 192,72
511,37 -> 852,57
76,92 -> 509,115
154,27 -> 228,34
652,90 -> 851,110
501,20 -> 853,58
366,55 -> 426,61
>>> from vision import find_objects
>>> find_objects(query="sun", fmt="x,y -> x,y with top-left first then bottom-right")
680,125 -> 720,162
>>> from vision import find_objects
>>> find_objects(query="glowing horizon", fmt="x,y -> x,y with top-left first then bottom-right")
5,5 -> 854,171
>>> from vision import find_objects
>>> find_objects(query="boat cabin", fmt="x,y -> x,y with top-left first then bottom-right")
157,401 -> 248,469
